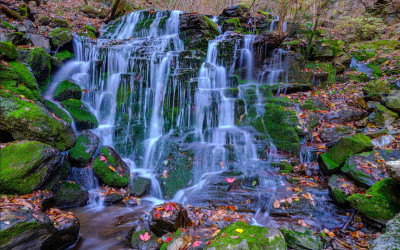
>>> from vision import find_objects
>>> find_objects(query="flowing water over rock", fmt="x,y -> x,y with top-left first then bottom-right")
45,9 -> 351,248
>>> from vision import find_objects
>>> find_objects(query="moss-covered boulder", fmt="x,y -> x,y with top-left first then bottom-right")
362,79 -> 391,100
50,18 -> 70,28
206,221 -> 286,250
371,104 -> 398,128
341,150 -> 397,188
263,103 -> 302,154
128,226 -> 159,249
4,32 -> 28,45
0,61 -> 42,101
348,178 -> 400,224
92,146 -> 130,187
68,131 -> 99,167
53,50 -> 73,62
54,181 -> 89,207
130,177 -> 151,197
0,41 -> 18,61
0,141 -> 62,194
318,133 -> 373,175
44,100 -> 72,124
104,193 -> 124,205
328,175 -> 357,204
160,228 -> 192,250
61,99 -> 98,131
53,80 -> 82,102
274,161 -> 294,174
0,90 -> 76,151
384,95 -> 400,113
17,47 -> 52,90
48,28 -> 73,49
280,225 -> 322,250
370,213 -> 400,249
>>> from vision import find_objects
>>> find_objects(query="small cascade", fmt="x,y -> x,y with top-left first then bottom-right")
240,34 -> 256,80
258,49 -> 289,86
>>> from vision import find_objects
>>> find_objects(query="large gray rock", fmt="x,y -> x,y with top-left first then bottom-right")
26,33 -> 51,53
383,91 -> 400,113
387,161 -> 400,183
370,213 -> 400,249
370,104 -> 398,128
280,225 -> 322,250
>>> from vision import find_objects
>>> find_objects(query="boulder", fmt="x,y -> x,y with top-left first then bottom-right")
130,177 -> 151,197
383,91 -> 400,113
128,227 -> 158,249
348,178 -> 400,224
54,181 -> 89,207
220,5 -> 250,19
341,150 -> 398,188
0,89 -> 76,151
320,125 -> 355,143
104,193 -> 124,205
53,80 -> 82,102
371,104 -> 398,127
386,161 -> 400,182
50,18 -> 70,28
149,202 -> 189,236
4,32 -> 28,45
206,221 -> 286,249
362,79 -> 391,101
0,141 -> 62,194
324,109 -> 367,123
0,41 -> 18,61
328,175 -> 357,204
44,100 -> 72,124
280,225 -> 322,250
26,33 -> 51,53
318,133 -> 374,174
48,28 -> 73,50
370,213 -> 400,249
38,15 -> 51,26
160,229 -> 192,250
92,146 -> 130,187
60,99 -> 98,131
68,131 -> 99,166
17,47 -> 52,89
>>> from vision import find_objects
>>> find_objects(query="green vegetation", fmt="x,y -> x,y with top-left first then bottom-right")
61,99 -> 98,130
305,62 -> 336,85
54,50 -> 73,61
53,80 -> 82,101
0,41 -> 18,61
44,100 -> 72,124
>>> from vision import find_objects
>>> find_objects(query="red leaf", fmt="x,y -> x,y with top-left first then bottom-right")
165,237 -> 172,243
226,177 -> 236,183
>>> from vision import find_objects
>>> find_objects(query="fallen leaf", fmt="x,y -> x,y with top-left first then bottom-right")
193,241 -> 202,247
235,229 -> 244,233
226,177 -> 236,183
109,166 -> 116,172
139,232 -> 151,242
273,199 -> 280,209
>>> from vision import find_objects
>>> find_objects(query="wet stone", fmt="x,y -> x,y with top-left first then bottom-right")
149,202 -> 189,237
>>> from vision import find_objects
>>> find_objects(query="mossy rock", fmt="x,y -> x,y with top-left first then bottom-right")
263,103 -> 301,154
280,225 -> 322,250
51,18 -> 70,28
44,100 -> 72,124
0,61 -> 42,101
92,146 -> 130,187
48,28 -> 73,49
0,141 -> 62,195
372,104 -> 398,128
130,177 -> 151,197
54,181 -> 89,207
4,32 -> 28,45
274,161 -> 294,174
104,193 -> 124,205
384,95 -> 400,113
206,221 -> 286,249
53,80 -> 82,102
0,41 -> 18,61
53,50 -> 73,61
370,213 -> 400,249
17,47 -> 52,90
0,89 -> 76,151
328,175 -> 356,204
348,178 -> 400,224
129,228 -> 159,249
61,99 -> 98,131
68,131 -> 99,166
317,133 -> 373,175
160,228 -> 192,250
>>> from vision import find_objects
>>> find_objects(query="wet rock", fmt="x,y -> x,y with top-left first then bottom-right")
0,89 -> 76,151
280,225 -> 322,250
26,33 -> 51,53
348,178 -> 400,224
386,161 -> 400,183
254,33 -> 286,63
4,32 -> 28,45
161,229 -> 192,250
80,6 -> 106,19
128,225 -> 158,249
44,100 -> 72,124
370,104 -> 398,128
0,41 -> 18,61
149,202 -> 189,236
31,190 -> 57,211
220,5 -> 250,19
318,133 -> 374,175
341,149 -> 398,188
371,135 -> 395,148
104,193 -> 124,205
17,47 -> 52,88
362,128 -> 389,138
319,125 -> 354,143
60,99 -> 99,131
54,181 -> 89,207
0,209 -> 54,249
50,18 -> 70,28
370,213 -> 400,249
24,20 -> 35,33
328,175 -> 357,204
367,101 -> 380,111
363,79 -> 391,102
324,109 -> 367,123
48,28 -> 73,50
53,80 -> 82,102
0,141 -> 62,195
270,83 -> 312,95
383,91 -> 400,113
130,177 -> 151,197
207,221 -> 286,249
92,146 -> 130,187
38,15 -> 51,26
68,131 -> 99,167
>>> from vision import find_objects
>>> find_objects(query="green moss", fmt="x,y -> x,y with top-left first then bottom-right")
275,161 -> 294,174
305,62 -> 336,85
362,79 -> 391,95
160,228 -> 183,250
48,28 -> 73,48
352,50 -> 377,61
320,39 -> 345,57
0,220 -> 43,246
54,50 -> 73,61
68,134 -> 92,163
225,88 -> 239,98
51,18 -> 70,28
367,63 -> 383,78
1,21 -> 16,30
203,15 -> 220,36
61,99 -> 98,130
225,18 -> 244,34
93,147 -> 130,187
257,10 -> 271,18
207,221 -> 286,249
348,178 -> 400,223
328,175 -> 348,204
263,103 -> 301,154
280,226 -> 322,249
135,16 -> 155,31
0,41 -> 18,61
53,80 -> 82,101
44,100 -> 72,124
